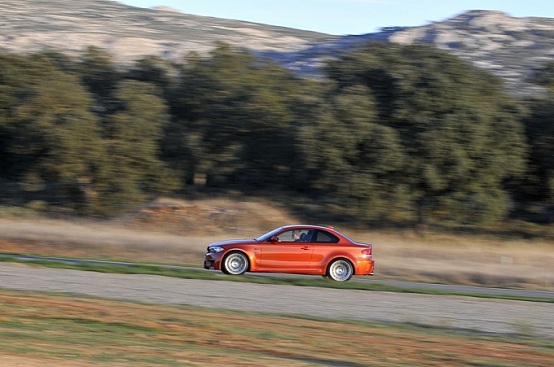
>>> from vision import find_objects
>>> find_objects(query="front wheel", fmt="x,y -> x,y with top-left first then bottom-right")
327,259 -> 353,282
222,252 -> 249,275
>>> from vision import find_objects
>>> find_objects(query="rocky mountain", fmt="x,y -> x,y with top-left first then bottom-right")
0,0 -> 332,61
1,1 -> 553,95
277,10 -> 554,96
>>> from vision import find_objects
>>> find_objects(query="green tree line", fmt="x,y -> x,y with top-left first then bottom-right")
0,43 -> 552,226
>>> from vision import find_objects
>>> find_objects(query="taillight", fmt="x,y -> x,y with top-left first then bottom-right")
362,245 -> 372,257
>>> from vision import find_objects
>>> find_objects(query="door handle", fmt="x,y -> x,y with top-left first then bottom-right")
300,246 -> 310,250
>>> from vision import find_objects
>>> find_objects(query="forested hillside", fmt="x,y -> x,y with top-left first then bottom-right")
0,44 -> 553,227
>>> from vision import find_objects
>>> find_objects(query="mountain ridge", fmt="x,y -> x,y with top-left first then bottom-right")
275,10 -> 554,95
0,0 -> 332,61
1,1 -> 553,95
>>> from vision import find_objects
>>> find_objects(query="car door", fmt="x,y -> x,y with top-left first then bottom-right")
259,229 -> 314,271
308,230 -> 341,271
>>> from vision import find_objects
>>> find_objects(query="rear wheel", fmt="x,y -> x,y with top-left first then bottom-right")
327,259 -> 353,282
222,252 -> 249,275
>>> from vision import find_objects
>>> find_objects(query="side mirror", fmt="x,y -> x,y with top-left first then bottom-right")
269,236 -> 279,243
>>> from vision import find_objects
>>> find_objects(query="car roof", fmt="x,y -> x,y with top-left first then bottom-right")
280,224 -> 338,232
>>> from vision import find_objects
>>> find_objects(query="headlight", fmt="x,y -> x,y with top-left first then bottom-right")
209,246 -> 225,253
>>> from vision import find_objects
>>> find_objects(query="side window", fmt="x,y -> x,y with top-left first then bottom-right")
314,230 -> 339,243
278,230 -> 296,242
278,229 -> 311,242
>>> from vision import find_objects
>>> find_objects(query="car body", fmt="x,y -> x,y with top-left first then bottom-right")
203,225 -> 374,281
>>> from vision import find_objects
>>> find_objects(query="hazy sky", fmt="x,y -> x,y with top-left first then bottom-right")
116,0 -> 554,35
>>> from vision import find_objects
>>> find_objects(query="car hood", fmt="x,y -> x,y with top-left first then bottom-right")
209,239 -> 258,247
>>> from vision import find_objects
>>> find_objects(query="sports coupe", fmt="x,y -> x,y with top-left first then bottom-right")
203,225 -> 374,281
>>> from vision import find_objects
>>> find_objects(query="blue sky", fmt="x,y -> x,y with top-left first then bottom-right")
116,0 -> 554,35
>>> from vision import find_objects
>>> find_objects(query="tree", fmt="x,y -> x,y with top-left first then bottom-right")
325,43 -> 527,224
521,72 -> 554,209
126,56 -> 176,94
3,64 -> 108,212
298,84 -> 407,221
530,61 -> 554,92
99,80 -> 178,212
77,46 -> 121,116
167,44 -> 305,189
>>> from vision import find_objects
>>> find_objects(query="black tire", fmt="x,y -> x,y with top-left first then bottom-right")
327,259 -> 354,282
222,251 -> 249,275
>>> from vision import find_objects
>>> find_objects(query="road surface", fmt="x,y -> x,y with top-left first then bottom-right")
1,263 -> 552,338
3,254 -> 553,299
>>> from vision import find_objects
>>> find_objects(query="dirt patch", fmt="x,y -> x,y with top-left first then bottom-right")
0,197 -> 296,264
116,197 -> 296,236
0,291 -> 552,367
0,356 -> 101,367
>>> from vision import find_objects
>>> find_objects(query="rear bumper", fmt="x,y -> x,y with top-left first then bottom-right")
355,258 -> 375,276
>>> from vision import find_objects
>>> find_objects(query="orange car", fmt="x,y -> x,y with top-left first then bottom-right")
203,225 -> 374,281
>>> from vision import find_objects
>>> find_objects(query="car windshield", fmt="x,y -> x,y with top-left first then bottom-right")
255,227 -> 284,242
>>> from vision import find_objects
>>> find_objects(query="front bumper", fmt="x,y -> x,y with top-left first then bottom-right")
203,253 -> 222,270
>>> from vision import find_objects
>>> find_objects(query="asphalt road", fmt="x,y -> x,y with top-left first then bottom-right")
3,254 -> 554,299
1,263 -> 553,338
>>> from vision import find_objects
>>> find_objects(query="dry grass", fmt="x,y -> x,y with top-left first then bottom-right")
351,230 -> 554,290
0,197 -> 553,290
0,290 -> 552,367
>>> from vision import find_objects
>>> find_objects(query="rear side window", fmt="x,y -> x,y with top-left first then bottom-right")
314,230 -> 339,243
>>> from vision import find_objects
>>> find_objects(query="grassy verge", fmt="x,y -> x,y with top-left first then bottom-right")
0,290 -> 553,367
1,216 -> 553,290
1,254 -> 553,303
